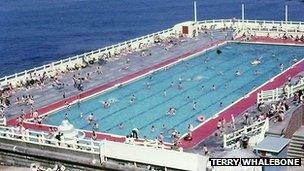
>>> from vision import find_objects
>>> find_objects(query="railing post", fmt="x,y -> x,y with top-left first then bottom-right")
287,86 -> 290,98
264,117 -> 269,132
91,141 -> 95,152
51,62 -> 55,71
223,134 -> 227,148
244,126 -> 247,134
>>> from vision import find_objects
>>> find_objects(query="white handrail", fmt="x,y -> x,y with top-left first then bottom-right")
0,27 -> 175,87
1,19 -> 304,87
257,78 -> 304,104
0,117 -> 6,126
0,125 -> 100,154
223,117 -> 269,148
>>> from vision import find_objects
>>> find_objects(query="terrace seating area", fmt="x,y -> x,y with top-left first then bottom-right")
240,31 -> 304,45
0,29 -> 234,127
189,72 -> 304,157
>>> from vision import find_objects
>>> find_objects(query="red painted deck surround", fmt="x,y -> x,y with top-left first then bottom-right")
7,40 -> 224,143
7,36 -> 304,148
179,36 -> 304,148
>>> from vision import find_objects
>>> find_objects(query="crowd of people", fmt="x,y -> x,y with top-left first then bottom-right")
30,163 -> 66,171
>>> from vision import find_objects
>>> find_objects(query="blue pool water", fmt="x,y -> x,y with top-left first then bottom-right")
2,0 -> 304,77
45,43 -> 304,140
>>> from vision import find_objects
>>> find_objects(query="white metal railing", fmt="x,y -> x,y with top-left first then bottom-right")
124,137 -> 182,151
223,117 -> 269,148
0,117 -> 6,126
1,19 -> 304,87
0,27 -> 175,87
197,19 -> 304,34
257,78 -> 304,104
0,125 -> 100,154
0,125 -> 182,155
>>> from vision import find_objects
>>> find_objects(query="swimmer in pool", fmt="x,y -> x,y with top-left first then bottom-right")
64,113 -> 68,120
87,113 -> 94,124
130,94 -> 136,104
178,82 -> 183,90
220,102 -> 223,107
80,112 -> 83,118
235,70 -> 242,77
254,70 -> 260,76
130,98 -> 134,104
251,58 -> 262,65
151,125 -> 155,132
163,89 -> 167,97
224,83 -> 228,89
170,81 -> 174,88
279,63 -> 284,72
201,85 -> 205,91
167,107 -> 176,116
192,102 -> 197,110
146,82 -> 151,89
119,123 -> 124,129
212,84 -> 216,91
187,96 -> 191,101
103,101 -> 110,109
93,123 -> 99,130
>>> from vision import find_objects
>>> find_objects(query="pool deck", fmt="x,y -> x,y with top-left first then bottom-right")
5,34 -> 304,148
6,29 -> 233,142
189,72 -> 304,156
179,37 -> 304,149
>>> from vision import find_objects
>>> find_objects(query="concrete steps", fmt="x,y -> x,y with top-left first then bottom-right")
287,128 -> 304,164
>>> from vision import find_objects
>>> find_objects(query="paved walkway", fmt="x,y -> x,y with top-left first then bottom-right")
5,30 -> 233,120
0,166 -> 29,171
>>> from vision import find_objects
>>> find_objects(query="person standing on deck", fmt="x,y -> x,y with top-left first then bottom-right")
132,128 -> 139,139
231,114 -> 236,130
203,144 -> 209,155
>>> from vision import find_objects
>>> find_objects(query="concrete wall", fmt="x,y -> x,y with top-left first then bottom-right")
284,104 -> 304,139
101,140 -> 208,171
0,138 -> 148,171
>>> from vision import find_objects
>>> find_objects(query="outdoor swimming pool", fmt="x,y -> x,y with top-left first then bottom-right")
44,42 -> 304,141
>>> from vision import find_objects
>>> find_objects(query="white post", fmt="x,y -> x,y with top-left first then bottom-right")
242,4 -> 245,22
194,1 -> 197,22
241,4 -> 245,30
285,5 -> 288,24
223,134 -> 227,148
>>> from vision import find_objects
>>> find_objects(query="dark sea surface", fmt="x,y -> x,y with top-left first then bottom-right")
1,0 -> 304,77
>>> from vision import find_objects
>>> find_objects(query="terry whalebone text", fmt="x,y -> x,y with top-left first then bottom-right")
209,158 -> 301,166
